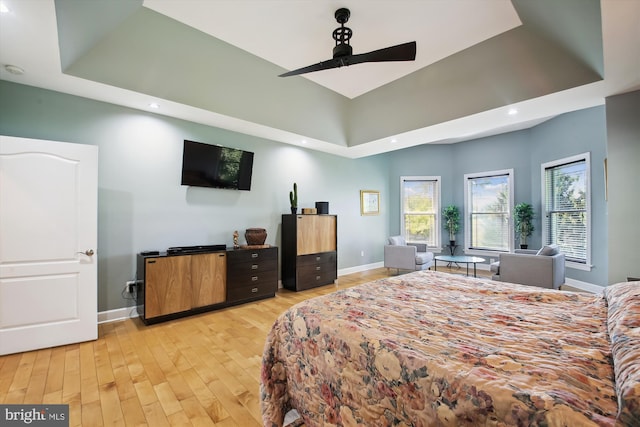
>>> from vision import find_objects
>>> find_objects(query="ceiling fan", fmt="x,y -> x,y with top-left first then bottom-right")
278,8 -> 417,77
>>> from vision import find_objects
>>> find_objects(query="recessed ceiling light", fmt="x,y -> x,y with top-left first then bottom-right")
301,140 -> 307,144
0,3 -> 10,14
508,108 -> 518,116
4,64 -> 24,75
390,138 -> 398,143
148,102 -> 160,109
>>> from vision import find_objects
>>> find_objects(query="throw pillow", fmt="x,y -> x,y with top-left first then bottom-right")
537,244 -> 559,256
388,236 -> 406,246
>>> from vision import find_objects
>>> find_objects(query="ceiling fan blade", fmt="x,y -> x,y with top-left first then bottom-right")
279,41 -> 417,77
279,58 -> 345,77
349,41 -> 417,65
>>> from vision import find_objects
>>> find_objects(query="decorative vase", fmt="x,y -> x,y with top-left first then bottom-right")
245,228 -> 267,245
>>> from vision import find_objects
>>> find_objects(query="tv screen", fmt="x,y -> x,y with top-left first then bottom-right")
181,140 -> 254,190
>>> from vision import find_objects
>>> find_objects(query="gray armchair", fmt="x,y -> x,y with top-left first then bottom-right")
491,245 -> 565,289
384,235 -> 434,273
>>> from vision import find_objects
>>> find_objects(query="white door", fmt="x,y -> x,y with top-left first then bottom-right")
0,135 -> 98,355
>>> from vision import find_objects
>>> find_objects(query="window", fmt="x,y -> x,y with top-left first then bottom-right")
464,169 -> 514,252
400,176 -> 440,248
542,153 -> 590,269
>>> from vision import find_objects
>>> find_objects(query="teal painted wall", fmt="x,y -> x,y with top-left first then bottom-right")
0,81 -> 613,312
530,106 -> 608,285
385,107 -> 608,285
0,81 -> 389,312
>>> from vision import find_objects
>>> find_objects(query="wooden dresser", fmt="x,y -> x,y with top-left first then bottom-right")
137,246 -> 277,324
226,246 -> 278,303
281,214 -> 337,291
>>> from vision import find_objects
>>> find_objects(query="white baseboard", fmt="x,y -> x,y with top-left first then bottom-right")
338,261 -> 384,276
98,306 -> 139,324
564,278 -> 605,294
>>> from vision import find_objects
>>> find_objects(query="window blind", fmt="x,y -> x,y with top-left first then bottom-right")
401,177 -> 439,246
467,174 -> 510,251
544,159 -> 587,263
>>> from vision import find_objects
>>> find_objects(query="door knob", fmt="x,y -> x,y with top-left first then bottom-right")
77,249 -> 94,256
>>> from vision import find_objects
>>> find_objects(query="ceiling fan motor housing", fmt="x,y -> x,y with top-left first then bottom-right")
334,8 -> 350,24
333,43 -> 353,58
332,8 -> 353,58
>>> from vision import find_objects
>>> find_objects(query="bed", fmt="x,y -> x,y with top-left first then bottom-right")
260,270 -> 640,426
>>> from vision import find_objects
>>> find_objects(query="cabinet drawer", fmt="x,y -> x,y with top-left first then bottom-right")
297,261 -> 337,278
297,251 -> 336,267
227,269 -> 278,290
227,281 -> 276,302
296,268 -> 336,291
227,247 -> 277,264
227,260 -> 276,281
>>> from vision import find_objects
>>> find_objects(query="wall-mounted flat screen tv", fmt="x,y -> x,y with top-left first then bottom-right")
181,140 -> 254,190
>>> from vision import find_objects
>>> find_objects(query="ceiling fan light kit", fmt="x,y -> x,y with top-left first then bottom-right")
279,8 -> 417,77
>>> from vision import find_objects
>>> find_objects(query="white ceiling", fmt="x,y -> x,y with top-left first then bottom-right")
144,0 -> 522,99
0,1 -> 639,158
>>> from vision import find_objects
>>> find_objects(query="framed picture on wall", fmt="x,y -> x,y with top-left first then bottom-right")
360,190 -> 380,215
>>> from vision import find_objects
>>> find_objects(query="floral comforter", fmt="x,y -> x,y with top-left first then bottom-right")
261,271 -> 640,426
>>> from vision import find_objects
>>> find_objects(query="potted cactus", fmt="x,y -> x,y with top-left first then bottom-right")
289,182 -> 298,214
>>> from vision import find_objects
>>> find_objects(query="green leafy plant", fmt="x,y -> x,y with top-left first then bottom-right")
442,205 -> 460,243
289,182 -> 298,211
514,202 -> 535,248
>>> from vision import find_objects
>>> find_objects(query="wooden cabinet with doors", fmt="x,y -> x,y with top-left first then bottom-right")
281,214 -> 337,291
137,250 -> 226,324
191,252 -> 227,308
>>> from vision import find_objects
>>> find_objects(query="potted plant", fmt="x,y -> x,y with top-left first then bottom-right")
514,202 -> 535,249
442,205 -> 460,247
289,182 -> 298,214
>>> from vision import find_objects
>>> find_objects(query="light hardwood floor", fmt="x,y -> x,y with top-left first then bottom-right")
0,267 -> 488,426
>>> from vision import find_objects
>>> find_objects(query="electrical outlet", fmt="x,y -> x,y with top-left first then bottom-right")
360,251 -> 364,257
125,281 -> 136,293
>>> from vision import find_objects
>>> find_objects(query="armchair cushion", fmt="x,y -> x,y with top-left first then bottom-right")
415,251 -> 434,266
490,261 -> 500,274
536,244 -> 560,256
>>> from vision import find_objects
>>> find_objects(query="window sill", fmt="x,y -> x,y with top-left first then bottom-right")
567,261 -> 593,272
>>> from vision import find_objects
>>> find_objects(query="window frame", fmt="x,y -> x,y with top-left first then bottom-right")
400,176 -> 441,250
541,153 -> 591,271
464,169 -> 515,256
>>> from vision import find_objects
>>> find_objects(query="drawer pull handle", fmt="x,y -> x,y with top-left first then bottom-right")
251,287 -> 258,293
148,260 -> 156,264
251,253 -> 259,258
251,264 -> 258,270
316,276 -> 321,280
316,256 -> 321,261
315,266 -> 321,271
252,276 -> 258,281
